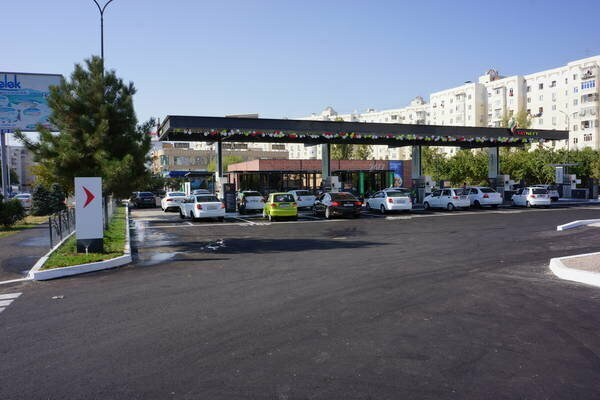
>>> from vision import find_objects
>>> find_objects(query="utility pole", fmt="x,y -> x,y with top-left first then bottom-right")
0,129 -> 9,200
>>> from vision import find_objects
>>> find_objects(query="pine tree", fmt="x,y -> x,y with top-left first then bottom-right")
15,56 -> 152,197
48,183 -> 66,213
31,184 -> 52,216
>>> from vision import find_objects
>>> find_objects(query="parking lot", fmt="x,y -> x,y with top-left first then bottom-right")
2,203 -> 600,399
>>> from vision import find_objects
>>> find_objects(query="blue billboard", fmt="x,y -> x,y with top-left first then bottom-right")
389,160 -> 405,187
0,72 -> 62,132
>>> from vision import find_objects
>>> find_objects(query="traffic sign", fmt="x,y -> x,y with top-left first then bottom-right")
75,177 -> 103,253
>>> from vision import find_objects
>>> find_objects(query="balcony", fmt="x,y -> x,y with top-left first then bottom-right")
581,93 -> 599,103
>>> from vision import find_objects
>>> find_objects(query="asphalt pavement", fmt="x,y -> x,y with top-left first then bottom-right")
1,206 -> 600,399
0,222 -> 50,283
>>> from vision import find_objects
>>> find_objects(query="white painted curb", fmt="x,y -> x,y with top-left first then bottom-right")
557,219 -> 600,231
549,251 -> 600,288
32,206 -> 132,281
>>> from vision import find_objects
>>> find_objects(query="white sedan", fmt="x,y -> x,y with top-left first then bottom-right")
365,189 -> 412,214
14,193 -> 32,209
511,187 -> 551,208
161,191 -> 187,212
466,187 -> 503,208
288,190 -> 316,209
423,188 -> 470,211
179,194 -> 226,221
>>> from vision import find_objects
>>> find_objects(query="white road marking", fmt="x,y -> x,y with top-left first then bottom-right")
0,292 -> 22,300
0,300 -> 14,307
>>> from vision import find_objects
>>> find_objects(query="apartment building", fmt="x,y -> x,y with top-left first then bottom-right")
292,55 -> 600,158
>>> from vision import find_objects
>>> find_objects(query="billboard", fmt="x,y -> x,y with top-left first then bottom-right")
0,72 -> 62,132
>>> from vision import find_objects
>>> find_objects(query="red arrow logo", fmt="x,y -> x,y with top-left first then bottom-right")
83,186 -> 95,208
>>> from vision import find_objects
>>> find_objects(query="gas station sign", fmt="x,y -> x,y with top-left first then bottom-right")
75,177 -> 103,253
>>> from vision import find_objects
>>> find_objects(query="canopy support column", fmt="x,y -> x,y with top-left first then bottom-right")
487,147 -> 499,179
411,145 -> 422,179
321,143 -> 331,178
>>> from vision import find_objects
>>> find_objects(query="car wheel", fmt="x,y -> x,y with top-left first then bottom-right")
354,213 -> 361,218
218,217 -> 224,222
447,203 -> 455,211
291,216 -> 298,221
526,201 -> 531,208
325,207 -> 332,219
423,202 -> 430,210
179,209 -> 185,219
366,202 -> 371,211
512,200 -> 517,207
380,205 -> 386,214
190,211 -> 198,222
474,200 -> 481,208
491,204 -> 498,209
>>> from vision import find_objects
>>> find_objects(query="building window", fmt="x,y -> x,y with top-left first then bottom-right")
173,156 -> 190,166
538,83 -> 544,90
391,115 -> 398,120
468,105 -> 472,110
527,97 -> 531,103
160,155 -> 169,166
573,99 -> 578,105
450,118 -> 453,124
550,80 -> 556,87
573,137 -> 578,144
527,109 -> 531,115
509,88 -> 513,96
573,125 -> 578,131
552,116 -> 557,126
582,80 -> 596,89
552,93 -> 556,102
539,95 -> 543,101
552,104 -> 557,111
574,87 -> 579,93
573,74 -> 578,80
582,120 -> 591,129
496,89 -> 500,95
565,78 -> 568,84
538,107 -> 544,114
271,144 -> 286,150
174,142 -> 189,148
468,94 -> 471,99
584,134 -> 593,142
527,86 -> 531,92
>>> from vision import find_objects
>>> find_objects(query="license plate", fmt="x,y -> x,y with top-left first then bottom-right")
279,204 -> 290,208
460,196 -> 467,200
207,205 -> 217,210
343,204 -> 354,207
395,199 -> 406,203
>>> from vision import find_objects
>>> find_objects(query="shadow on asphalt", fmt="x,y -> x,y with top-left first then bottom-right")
175,238 -> 387,254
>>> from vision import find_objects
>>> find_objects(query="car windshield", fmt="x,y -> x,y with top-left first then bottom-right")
273,194 -> 294,202
547,185 -> 557,191
480,188 -> 496,193
331,193 -> 357,201
197,195 -> 220,202
532,188 -> 548,194
168,192 -> 186,197
139,192 -> 154,197
294,191 -> 312,196
243,192 -> 262,197
386,191 -> 410,197
453,189 -> 468,196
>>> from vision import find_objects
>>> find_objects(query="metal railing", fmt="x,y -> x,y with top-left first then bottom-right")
48,208 -> 75,248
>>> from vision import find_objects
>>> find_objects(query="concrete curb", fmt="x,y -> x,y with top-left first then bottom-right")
32,206 -> 132,281
556,219 -> 600,231
549,252 -> 600,288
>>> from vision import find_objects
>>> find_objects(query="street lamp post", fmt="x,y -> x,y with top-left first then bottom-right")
92,0 -> 115,62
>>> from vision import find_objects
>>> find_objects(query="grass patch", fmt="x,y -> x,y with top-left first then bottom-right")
43,206 -> 127,269
0,215 -> 49,239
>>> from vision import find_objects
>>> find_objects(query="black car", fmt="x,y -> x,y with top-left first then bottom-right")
313,192 -> 362,219
129,192 -> 157,208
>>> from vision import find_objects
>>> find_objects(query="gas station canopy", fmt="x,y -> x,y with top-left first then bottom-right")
159,115 -> 568,148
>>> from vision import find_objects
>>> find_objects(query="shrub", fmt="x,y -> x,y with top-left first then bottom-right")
0,199 -> 26,228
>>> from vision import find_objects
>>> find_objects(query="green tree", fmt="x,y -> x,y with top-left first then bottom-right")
421,147 -> 448,182
48,183 -> 66,213
331,144 -> 354,160
31,184 -> 52,216
354,145 -> 373,160
499,107 -> 533,130
9,169 -> 19,185
15,56 -> 151,197
207,155 -> 245,172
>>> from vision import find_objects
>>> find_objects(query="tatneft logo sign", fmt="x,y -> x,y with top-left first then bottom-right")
0,74 -> 21,89
513,130 -> 539,137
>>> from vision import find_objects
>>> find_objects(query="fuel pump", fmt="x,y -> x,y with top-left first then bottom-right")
496,174 -> 515,201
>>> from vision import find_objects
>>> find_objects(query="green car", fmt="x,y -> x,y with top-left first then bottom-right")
263,193 -> 298,221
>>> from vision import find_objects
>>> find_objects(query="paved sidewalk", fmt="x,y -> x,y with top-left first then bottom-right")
0,223 -> 50,282
562,254 -> 600,273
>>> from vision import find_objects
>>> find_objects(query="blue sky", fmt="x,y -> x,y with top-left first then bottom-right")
3,0 -> 600,127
